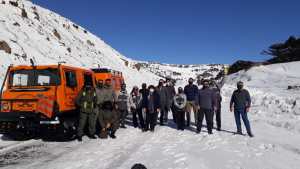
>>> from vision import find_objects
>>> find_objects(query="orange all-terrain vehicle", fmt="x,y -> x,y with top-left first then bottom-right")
91,68 -> 124,92
0,63 -> 96,139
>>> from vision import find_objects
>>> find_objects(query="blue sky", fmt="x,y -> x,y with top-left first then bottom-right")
32,0 -> 300,64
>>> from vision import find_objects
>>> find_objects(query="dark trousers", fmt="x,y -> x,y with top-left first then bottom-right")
176,110 -> 185,130
118,109 -> 127,127
146,111 -> 158,130
77,112 -> 97,137
234,109 -> 252,134
215,108 -> 221,130
159,106 -> 167,124
197,108 -> 214,133
132,108 -> 145,128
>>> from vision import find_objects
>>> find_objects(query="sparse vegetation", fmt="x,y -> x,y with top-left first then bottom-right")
9,1 -> 18,7
0,41 -> 12,54
86,40 -> 94,46
53,29 -> 61,40
21,8 -> 28,18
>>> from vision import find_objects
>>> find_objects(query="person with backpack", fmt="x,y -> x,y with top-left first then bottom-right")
129,86 -> 144,129
145,85 -> 160,132
184,78 -> 199,127
75,83 -> 98,141
173,87 -> 187,130
116,83 -> 130,128
230,81 -> 254,137
196,79 -> 216,134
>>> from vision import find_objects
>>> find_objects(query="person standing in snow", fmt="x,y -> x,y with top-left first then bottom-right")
196,79 -> 216,134
165,78 -> 176,123
129,86 -> 144,129
210,81 -> 222,131
116,83 -> 130,128
96,79 -> 118,139
139,83 -> 149,131
230,81 -> 254,137
145,85 -> 160,132
184,78 -> 199,127
156,79 -> 168,125
173,87 -> 187,130
75,83 -> 98,141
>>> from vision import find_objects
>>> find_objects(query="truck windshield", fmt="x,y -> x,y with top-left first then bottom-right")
9,69 -> 60,87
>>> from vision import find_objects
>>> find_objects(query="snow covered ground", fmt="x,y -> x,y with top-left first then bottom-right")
0,62 -> 300,169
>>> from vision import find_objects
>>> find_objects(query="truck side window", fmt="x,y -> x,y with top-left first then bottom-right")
84,73 -> 93,86
65,71 -> 77,87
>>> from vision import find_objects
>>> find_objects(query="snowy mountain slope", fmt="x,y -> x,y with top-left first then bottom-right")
131,62 -> 225,86
0,0 -> 160,88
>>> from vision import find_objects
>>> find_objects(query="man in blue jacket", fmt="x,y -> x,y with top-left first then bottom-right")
230,81 -> 254,137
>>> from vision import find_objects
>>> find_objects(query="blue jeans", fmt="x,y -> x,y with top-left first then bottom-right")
234,109 -> 252,134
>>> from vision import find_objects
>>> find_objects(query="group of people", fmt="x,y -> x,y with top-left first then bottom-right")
75,77 -> 254,142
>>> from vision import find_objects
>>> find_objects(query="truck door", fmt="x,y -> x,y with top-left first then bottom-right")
63,70 -> 78,108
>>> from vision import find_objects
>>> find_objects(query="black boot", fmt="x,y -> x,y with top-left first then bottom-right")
248,132 -> 254,138
77,136 -> 82,142
88,135 -> 97,139
109,131 -> 116,139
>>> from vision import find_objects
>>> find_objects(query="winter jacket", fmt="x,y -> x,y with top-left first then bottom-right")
95,86 -> 116,106
212,88 -> 222,110
166,85 -> 176,107
117,90 -> 130,111
173,93 -> 187,111
197,88 -> 216,110
129,92 -> 143,110
184,84 -> 199,101
140,88 -> 149,109
230,89 -> 251,110
156,86 -> 168,108
75,87 -> 97,113
147,91 -> 160,114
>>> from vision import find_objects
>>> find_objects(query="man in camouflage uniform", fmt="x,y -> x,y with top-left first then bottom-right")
75,84 -> 97,141
96,79 -> 119,139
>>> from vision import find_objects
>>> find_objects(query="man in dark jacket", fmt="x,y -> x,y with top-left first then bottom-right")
146,85 -> 160,132
230,81 -> 253,137
184,78 -> 199,127
75,84 -> 97,141
196,79 -> 216,134
156,79 -> 168,125
165,78 -> 176,123
211,81 -> 222,131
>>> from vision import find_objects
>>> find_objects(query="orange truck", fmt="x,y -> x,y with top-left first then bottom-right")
91,68 -> 124,92
0,63 -> 96,139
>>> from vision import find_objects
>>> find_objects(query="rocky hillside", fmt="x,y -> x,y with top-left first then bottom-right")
0,0 -> 161,88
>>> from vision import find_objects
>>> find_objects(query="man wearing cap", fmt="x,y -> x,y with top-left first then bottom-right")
230,81 -> 254,137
